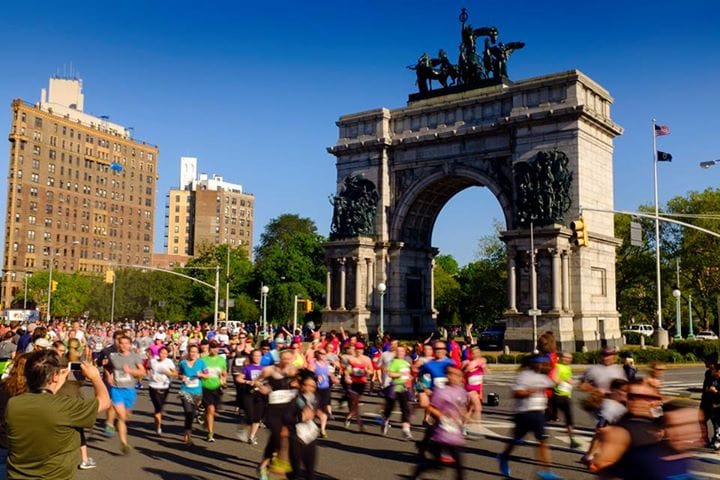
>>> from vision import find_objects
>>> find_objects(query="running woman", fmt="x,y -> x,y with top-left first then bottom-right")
344,342 -> 373,432
178,344 -> 207,445
201,340 -> 227,442
257,349 -> 298,480
383,344 -> 414,440
235,349 -> 265,445
311,349 -> 338,437
148,346 -> 177,435
463,346 -> 488,426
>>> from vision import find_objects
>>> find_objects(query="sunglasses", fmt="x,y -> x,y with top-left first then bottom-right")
434,347 -> 447,351
628,393 -> 662,401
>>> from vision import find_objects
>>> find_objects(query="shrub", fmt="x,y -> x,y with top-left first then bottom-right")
669,339 -> 720,360
497,353 -> 517,364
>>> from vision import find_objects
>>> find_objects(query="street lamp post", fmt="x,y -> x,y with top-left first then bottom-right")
377,282 -> 386,336
23,272 -> 30,310
213,265 -> 220,330
688,295 -> 695,339
225,243 -> 231,323
673,258 -> 682,340
528,222 -> 541,353
110,269 -> 117,324
261,285 -> 269,337
46,249 -> 58,323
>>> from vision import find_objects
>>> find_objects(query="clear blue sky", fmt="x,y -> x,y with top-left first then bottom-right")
1,1 -> 718,266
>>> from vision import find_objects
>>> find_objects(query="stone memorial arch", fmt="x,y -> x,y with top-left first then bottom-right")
322,69 -> 624,352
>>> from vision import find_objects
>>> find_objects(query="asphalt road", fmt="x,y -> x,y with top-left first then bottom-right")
71,364 -> 719,480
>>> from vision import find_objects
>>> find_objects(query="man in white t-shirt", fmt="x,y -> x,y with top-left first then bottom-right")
498,356 -> 558,479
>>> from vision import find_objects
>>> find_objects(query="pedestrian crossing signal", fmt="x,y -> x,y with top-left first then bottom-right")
570,218 -> 589,247
104,269 -> 115,284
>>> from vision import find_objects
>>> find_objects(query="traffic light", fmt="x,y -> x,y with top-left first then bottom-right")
51,280 -> 58,292
304,300 -> 313,313
104,269 -> 115,284
570,217 -> 589,247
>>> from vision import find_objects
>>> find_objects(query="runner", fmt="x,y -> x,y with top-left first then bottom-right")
148,346 -> 177,435
383,344 -> 414,440
106,335 -> 146,454
344,342 -> 373,432
311,349 -> 337,437
235,349 -> 266,445
178,344 -> 207,446
201,340 -> 228,442
462,345 -> 488,428
291,370 -> 320,480
412,366 -> 467,480
257,349 -> 299,480
550,352 -> 580,449
497,355 -> 559,480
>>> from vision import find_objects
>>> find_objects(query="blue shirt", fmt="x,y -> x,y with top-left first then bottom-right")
315,361 -> 331,389
260,351 -> 275,366
179,358 -> 206,395
419,358 -> 455,389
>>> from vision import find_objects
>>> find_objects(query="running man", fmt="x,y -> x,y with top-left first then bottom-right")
106,335 -> 146,454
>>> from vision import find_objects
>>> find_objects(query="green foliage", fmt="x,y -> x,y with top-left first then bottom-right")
669,339 -> 720,360
254,214 -> 326,323
433,255 -> 462,326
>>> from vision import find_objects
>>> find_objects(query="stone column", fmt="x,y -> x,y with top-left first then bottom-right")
552,249 -> 562,312
354,257 -> 362,310
561,250 -> 570,312
365,258 -> 373,308
508,248 -> 517,312
325,265 -> 333,311
338,258 -> 347,311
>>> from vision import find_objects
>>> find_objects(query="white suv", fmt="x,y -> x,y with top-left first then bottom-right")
695,331 -> 718,341
623,324 -> 654,337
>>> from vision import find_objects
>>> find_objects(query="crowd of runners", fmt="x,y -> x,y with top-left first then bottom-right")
0,319 -> 715,479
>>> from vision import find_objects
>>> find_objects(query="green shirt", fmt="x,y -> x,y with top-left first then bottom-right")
6,392 -> 98,480
388,358 -> 412,392
554,363 -> 573,397
201,354 -> 227,390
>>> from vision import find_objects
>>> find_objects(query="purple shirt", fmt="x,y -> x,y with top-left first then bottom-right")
243,364 -> 264,383
430,384 -> 468,446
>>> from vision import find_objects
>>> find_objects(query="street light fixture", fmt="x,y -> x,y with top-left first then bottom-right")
672,287 -> 682,340
377,282 -> 386,336
261,285 -> 269,337
699,159 -> 720,169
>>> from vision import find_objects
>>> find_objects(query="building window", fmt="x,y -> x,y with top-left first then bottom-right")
26,244 -> 35,253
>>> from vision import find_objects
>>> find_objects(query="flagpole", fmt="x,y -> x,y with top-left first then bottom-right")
652,118 -> 667,347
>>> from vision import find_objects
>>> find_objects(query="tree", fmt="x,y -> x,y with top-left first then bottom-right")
254,214 -> 326,323
434,254 -> 462,326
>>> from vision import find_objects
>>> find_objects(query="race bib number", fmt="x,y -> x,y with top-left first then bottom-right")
234,358 -> 246,367
558,381 -> 572,393
249,369 -> 261,381
527,394 -> 547,410
115,371 -> 131,383
206,367 -> 221,378
468,374 -> 484,386
399,367 -> 411,382
184,377 -> 199,388
269,389 -> 297,405
152,373 -> 166,384
433,377 -> 448,389
352,368 -> 366,377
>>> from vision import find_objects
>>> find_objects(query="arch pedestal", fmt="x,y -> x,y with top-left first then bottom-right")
323,70 -> 624,351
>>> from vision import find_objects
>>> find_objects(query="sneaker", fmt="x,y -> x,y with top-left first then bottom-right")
537,471 -> 562,480
320,430 -> 328,439
258,466 -> 269,480
382,420 -> 391,436
207,432 -> 215,443
103,425 -> 116,438
79,458 -> 97,470
184,436 -> 194,447
570,439 -> 581,449
402,430 -> 414,441
236,429 -> 249,443
156,427 -> 162,436
248,436 -> 258,445
120,443 -> 132,455
344,417 -> 352,430
497,454 -> 511,477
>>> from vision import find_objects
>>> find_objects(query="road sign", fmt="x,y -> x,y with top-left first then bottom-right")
528,309 -> 542,316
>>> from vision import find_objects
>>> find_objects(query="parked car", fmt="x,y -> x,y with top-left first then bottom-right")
623,324 -> 654,337
478,323 -> 506,350
695,331 -> 719,341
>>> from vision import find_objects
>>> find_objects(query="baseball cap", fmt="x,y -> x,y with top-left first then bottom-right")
34,338 -> 52,349
355,342 -> 365,349
602,347 -> 617,356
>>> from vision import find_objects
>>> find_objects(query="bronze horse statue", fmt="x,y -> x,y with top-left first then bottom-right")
409,50 -> 458,93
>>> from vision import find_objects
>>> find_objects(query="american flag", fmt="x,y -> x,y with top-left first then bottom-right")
655,124 -> 670,136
